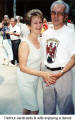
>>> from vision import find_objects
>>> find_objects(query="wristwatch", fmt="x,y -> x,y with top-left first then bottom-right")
60,69 -> 65,74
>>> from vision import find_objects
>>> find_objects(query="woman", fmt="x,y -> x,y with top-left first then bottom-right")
17,9 -> 56,115
1,19 -> 13,66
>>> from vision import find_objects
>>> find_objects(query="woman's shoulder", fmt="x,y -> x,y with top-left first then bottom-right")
21,36 -> 32,46
19,38 -> 29,50
21,36 -> 28,42
20,40 -> 28,46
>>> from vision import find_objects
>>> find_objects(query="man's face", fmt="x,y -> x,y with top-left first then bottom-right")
10,18 -> 16,27
51,4 -> 66,29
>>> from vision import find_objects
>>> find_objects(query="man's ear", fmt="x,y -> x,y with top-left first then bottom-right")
64,14 -> 68,22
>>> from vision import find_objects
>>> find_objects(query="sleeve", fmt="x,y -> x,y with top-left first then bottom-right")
70,32 -> 75,55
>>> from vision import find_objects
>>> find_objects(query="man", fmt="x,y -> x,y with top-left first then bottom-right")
42,0 -> 75,114
8,18 -> 21,65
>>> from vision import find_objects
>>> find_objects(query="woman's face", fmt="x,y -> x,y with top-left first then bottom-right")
30,16 -> 43,35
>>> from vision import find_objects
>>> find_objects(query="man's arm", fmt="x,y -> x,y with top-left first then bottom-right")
44,54 -> 75,86
6,31 -> 20,36
50,54 -> 75,80
60,54 -> 75,75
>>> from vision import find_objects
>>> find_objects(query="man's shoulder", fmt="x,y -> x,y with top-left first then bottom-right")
63,25 -> 75,40
15,24 -> 20,29
64,25 -> 74,32
14,25 -> 21,32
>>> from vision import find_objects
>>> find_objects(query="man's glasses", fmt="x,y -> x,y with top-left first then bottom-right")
51,11 -> 65,16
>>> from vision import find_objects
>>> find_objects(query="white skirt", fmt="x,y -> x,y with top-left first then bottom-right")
17,68 -> 39,111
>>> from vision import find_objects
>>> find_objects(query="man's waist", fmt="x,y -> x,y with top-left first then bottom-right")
45,65 -> 64,71
11,39 -> 20,41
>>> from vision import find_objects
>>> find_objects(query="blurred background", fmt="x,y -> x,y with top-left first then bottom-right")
0,0 -> 75,23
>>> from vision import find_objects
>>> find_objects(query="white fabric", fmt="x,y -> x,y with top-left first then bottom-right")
3,40 -> 13,61
67,23 -> 75,31
17,37 -> 43,111
10,25 -> 21,40
17,23 -> 30,39
0,44 -> 8,64
42,25 -> 75,68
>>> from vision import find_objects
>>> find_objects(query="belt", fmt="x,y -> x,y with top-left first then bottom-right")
45,65 -> 63,71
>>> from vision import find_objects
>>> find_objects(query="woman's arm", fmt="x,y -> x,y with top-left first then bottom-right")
18,41 -> 56,85
19,41 -> 42,77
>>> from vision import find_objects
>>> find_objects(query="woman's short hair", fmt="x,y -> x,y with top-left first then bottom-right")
50,0 -> 70,14
25,9 -> 43,25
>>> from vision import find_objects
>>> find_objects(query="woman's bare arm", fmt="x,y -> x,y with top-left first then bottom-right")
18,41 -> 56,85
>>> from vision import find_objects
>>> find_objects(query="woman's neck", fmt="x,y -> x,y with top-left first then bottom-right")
29,33 -> 38,42
28,33 -> 40,49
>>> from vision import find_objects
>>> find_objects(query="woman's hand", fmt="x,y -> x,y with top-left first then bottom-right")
42,71 -> 64,86
41,72 -> 57,86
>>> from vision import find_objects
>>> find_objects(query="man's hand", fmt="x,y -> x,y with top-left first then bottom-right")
43,71 -> 63,86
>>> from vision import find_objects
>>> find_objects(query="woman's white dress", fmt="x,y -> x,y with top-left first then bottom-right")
17,37 -> 43,111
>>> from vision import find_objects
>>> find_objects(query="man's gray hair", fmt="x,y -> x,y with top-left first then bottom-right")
50,0 -> 70,14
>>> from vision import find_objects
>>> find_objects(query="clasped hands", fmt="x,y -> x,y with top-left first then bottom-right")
43,71 -> 62,86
